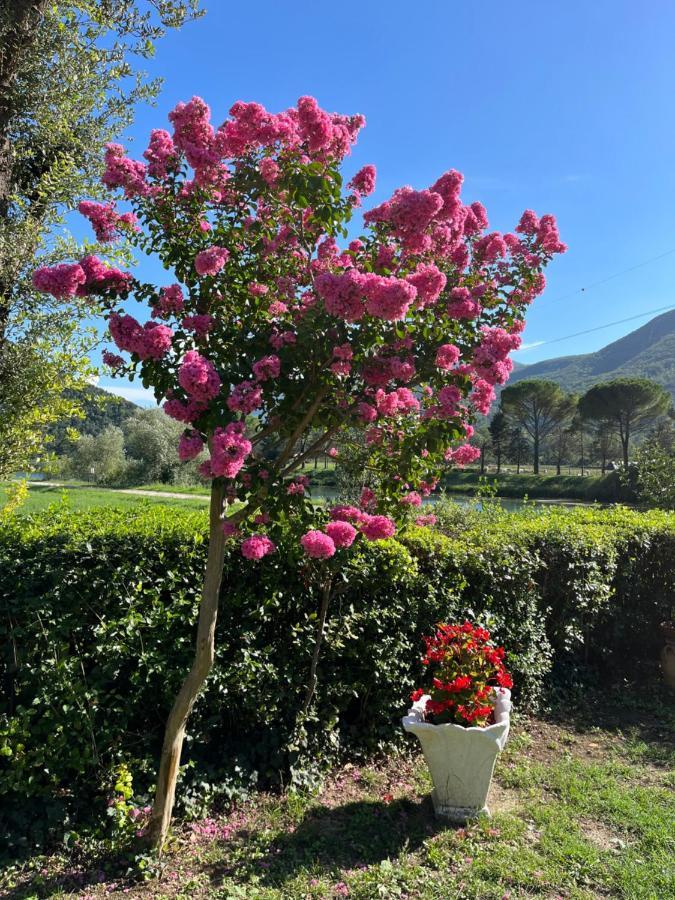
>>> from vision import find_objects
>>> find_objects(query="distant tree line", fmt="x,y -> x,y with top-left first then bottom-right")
471,377 -> 673,475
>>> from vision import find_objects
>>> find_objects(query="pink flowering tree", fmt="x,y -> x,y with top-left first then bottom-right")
33,95 -> 565,848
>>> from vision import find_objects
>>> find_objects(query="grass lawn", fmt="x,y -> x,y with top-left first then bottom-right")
0,483 -> 210,514
442,469 -> 626,503
2,690 -> 673,899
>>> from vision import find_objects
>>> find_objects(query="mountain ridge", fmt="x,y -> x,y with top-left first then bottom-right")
510,308 -> 675,397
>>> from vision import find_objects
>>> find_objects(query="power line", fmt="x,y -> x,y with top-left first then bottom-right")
520,304 -> 675,351
545,247 -> 675,305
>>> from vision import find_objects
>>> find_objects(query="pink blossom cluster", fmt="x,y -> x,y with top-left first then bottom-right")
195,246 -> 229,276
445,443 -> 482,466
300,518 -> 359,559
178,431 -> 204,461
252,354 -> 281,381
435,343 -> 460,370
210,422 -> 252,478
406,262 -> 447,308
102,349 -> 125,369
470,379 -> 496,415
78,201 -> 138,242
33,256 -> 132,300
102,143 -> 148,197
348,164 -> 376,197
472,326 -> 522,385
152,284 -> 185,318
241,534 -> 276,561
178,350 -> 221,401
32,263 -> 86,299
182,314 -> 215,339
227,380 -> 263,415
143,129 -> 177,178
446,287 -> 481,320
163,396 -> 208,424
109,312 -> 173,360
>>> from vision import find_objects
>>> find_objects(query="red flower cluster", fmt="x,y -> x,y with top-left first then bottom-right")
410,621 -> 513,727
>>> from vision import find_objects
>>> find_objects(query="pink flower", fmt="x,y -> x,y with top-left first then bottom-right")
195,246 -> 229,276
241,535 -> 276,561
471,379 -> 496,415
325,520 -> 357,548
32,263 -> 86,299
357,402 -> 377,423
516,209 -> 540,235
152,284 -> 185,318
102,350 -> 124,369
447,287 -> 481,320
315,270 -> 367,322
327,447 -> 339,458
446,444 -> 481,466
435,343 -> 460,370
210,422 -> 252,478
301,529 -> 336,559
78,255 -> 131,296
227,380 -> 263,415
363,275 -> 417,321
348,164 -> 376,196
178,431 -> 204,461
163,397 -> 207,424
360,514 -> 396,541
182,314 -> 215,339
102,143 -> 148,198
78,201 -> 138,242
406,263 -> 447,307
178,350 -> 221,401
248,282 -> 269,296
143,129 -> 177,179
329,505 -> 367,524
108,313 -> 173,360
259,157 -> 280,184
252,355 -> 281,381
359,486 -> 377,510
400,491 -> 422,507
267,301 -> 288,316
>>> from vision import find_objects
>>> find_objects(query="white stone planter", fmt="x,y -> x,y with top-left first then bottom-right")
402,687 -> 511,822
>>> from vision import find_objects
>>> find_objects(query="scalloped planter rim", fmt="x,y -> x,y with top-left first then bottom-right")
402,688 -> 511,823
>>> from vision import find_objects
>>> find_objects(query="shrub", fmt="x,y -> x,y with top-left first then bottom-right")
0,502 -> 672,856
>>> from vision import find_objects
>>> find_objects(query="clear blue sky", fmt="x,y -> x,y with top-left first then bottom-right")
91,0 -> 675,404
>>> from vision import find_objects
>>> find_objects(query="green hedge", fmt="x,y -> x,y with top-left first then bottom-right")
0,503 -> 673,855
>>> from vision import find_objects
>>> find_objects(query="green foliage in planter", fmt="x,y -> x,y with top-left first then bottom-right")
0,502 -> 673,856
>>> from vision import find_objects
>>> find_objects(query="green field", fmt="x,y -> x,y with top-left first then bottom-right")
0,483 -> 210,514
443,468 -> 626,502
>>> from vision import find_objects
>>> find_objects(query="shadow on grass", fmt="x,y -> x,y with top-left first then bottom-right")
205,794 -> 449,888
546,682 -> 675,767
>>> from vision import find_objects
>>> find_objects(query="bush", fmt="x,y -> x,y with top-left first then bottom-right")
0,502 -> 673,856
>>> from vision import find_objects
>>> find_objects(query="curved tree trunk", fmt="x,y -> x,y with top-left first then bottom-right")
146,480 -> 225,850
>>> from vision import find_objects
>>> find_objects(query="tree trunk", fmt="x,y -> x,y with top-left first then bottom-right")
533,435 -> 540,475
621,423 -> 630,468
496,448 -> 501,474
302,580 -> 332,715
146,480 -> 225,850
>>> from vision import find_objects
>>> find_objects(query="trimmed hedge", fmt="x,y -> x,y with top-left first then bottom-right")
0,503 -> 673,855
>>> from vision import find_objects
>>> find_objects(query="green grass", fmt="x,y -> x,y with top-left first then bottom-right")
0,483 -> 210,514
443,468 -> 627,502
2,693 -> 673,898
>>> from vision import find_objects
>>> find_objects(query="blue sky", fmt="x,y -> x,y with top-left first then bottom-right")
88,0 -> 675,404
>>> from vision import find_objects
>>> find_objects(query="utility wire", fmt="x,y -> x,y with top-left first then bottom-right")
521,304 -> 675,351
545,247 -> 675,305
